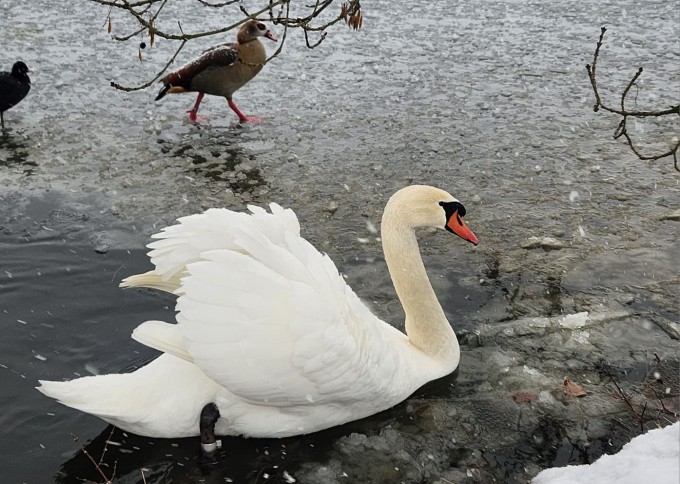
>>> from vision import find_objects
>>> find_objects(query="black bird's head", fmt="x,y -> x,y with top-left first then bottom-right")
12,61 -> 30,78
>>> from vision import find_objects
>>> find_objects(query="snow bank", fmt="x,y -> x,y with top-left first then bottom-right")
533,422 -> 680,484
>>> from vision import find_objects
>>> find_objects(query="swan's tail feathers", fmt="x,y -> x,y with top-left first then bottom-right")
155,83 -> 171,101
37,375 -> 143,421
120,270 -> 184,294
36,354 -> 216,438
132,320 -> 193,363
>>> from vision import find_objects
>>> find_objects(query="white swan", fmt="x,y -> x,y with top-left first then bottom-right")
37,185 -> 478,439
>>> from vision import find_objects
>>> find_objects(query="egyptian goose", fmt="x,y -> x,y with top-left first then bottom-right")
0,61 -> 31,129
155,19 -> 277,123
37,186 -> 478,452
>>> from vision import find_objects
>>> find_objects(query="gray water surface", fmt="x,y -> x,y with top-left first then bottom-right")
1,0 -> 678,482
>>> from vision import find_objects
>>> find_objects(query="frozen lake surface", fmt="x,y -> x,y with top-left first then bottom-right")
0,0 -> 678,482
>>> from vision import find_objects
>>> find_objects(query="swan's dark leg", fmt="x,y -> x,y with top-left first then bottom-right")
199,402 -> 221,468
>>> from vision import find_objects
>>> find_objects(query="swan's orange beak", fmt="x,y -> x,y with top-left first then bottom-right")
446,211 -> 478,246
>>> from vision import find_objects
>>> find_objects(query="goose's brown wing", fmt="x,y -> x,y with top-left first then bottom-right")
160,43 -> 239,90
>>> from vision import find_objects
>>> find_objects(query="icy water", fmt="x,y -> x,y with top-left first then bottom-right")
1,0 -> 678,482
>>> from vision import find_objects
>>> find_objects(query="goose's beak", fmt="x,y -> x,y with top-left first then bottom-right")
266,32 -> 278,42
446,211 -> 478,246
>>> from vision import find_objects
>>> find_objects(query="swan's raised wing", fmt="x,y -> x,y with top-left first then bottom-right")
134,205 -> 411,407
138,204 -> 300,287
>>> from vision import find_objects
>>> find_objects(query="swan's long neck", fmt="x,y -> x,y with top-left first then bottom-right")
381,208 -> 459,366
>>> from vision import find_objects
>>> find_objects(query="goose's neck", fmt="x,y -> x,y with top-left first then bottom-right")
381,216 -> 459,365
236,39 -> 266,70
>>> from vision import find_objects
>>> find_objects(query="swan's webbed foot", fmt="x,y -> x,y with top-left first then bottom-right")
199,402 -> 221,469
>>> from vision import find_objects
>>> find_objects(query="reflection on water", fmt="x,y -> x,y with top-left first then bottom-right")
58,367 -> 607,484
0,130 -> 36,173
156,127 -> 268,193
55,402 -> 416,484
545,275 -> 563,316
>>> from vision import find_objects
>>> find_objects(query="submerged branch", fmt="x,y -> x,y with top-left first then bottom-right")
71,427 -> 118,483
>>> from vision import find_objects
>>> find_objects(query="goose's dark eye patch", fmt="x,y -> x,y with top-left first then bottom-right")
439,201 -> 466,219
257,23 -> 266,30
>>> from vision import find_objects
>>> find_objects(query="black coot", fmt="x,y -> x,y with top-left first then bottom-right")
0,61 -> 31,129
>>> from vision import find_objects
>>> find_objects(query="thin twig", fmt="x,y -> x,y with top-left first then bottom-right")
649,386 -> 679,418
611,416 -> 632,432
196,0 -> 240,7
113,26 -> 146,41
111,39 -> 187,91
611,378 -> 646,433
586,26 -> 680,171
99,427 -> 117,469
71,433 -> 113,483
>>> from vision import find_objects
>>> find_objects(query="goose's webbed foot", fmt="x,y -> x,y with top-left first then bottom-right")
199,402 -> 221,469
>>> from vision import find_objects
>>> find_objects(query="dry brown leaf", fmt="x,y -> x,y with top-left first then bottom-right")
149,20 -> 155,48
138,47 -> 143,62
342,3 -> 363,31
512,392 -> 539,403
563,377 -> 587,397
107,17 -> 112,34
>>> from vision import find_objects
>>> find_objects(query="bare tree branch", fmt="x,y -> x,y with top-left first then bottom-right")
110,39 -> 188,91
586,27 -> 680,172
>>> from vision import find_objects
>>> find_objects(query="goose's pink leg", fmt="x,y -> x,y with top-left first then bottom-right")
228,99 -> 260,123
187,93 -> 207,122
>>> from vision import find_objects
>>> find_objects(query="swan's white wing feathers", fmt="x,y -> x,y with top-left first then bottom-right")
177,251 -> 395,406
131,320 -> 193,362
148,205 -> 406,407
145,204 -> 300,284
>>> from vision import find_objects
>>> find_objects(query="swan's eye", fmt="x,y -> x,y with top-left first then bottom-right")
439,201 -> 466,218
